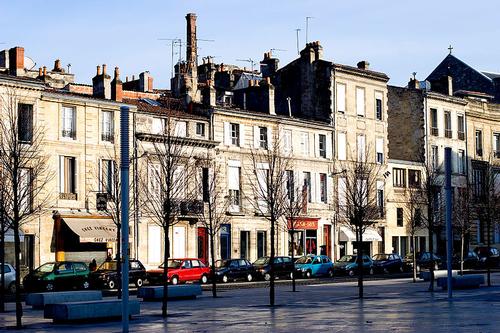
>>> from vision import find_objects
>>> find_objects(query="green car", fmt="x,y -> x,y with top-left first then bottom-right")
23,261 -> 90,292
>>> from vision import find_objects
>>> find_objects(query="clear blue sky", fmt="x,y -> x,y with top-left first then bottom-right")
2,0 -> 499,88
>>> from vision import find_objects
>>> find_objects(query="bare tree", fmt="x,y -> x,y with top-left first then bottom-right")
404,183 -> 426,282
0,181 -> 12,312
452,181 -> 476,275
337,152 -> 382,299
139,115 -> 196,318
195,150 -> 231,298
247,130 -> 291,306
0,89 -> 52,328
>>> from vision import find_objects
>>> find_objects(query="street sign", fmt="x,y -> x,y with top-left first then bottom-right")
96,193 -> 108,211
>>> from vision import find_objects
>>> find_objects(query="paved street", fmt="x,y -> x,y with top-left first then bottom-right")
1,273 -> 500,332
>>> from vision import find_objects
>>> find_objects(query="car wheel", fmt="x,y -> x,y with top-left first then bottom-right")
369,268 -> 374,275
135,278 -> 144,288
327,269 -> 334,278
108,279 -> 116,289
45,282 -> 54,292
246,273 -> 253,282
383,268 -> 389,274
8,282 -> 16,294
222,275 -> 229,283
399,266 -> 404,273
434,263 -> 439,271
264,273 -> 271,281
171,276 -> 179,285
82,280 -> 90,290
201,274 -> 209,284
348,270 -> 355,277
416,265 -> 421,273
305,270 -> 312,279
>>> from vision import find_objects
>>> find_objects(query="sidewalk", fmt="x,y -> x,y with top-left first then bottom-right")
1,274 -> 499,332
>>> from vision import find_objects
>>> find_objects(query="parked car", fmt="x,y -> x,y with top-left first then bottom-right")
442,251 -> 480,270
1,263 -> 16,293
294,255 -> 334,278
474,246 -> 500,268
372,254 -> 404,274
334,255 -> 374,276
214,259 -> 255,283
147,258 -> 210,285
23,261 -> 90,292
403,252 -> 442,271
253,256 -> 295,281
89,259 -> 146,289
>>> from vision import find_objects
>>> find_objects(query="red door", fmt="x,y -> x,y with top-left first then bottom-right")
323,225 -> 332,258
198,227 -> 208,265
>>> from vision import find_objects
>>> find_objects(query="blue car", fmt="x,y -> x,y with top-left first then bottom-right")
294,255 -> 334,278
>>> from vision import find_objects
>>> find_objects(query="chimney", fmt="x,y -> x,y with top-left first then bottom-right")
300,41 -> 323,64
111,67 -> 123,102
8,46 -> 24,76
357,61 -> 370,70
0,50 -> 9,69
42,66 -> 47,76
260,52 -> 279,78
53,59 -> 63,72
38,67 -> 42,77
202,83 -> 216,107
92,63 -> 111,99
260,78 -> 275,115
139,71 -> 153,92
184,13 -> 199,103
447,75 -> 453,96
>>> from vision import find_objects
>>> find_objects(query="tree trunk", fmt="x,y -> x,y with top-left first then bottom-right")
162,226 -> 169,318
14,221 -> 22,329
486,216 -> 491,287
428,212 -> 434,292
209,228 -> 217,298
0,225 -> 5,313
116,226 -> 122,299
460,234 -> 464,276
269,217 -> 275,306
412,236 -> 417,283
357,226 -> 364,299
290,223 -> 296,292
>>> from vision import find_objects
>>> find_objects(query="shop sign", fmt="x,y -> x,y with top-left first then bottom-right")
287,218 -> 318,230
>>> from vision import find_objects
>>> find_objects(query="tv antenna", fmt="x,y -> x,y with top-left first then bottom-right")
306,16 -> 315,43
236,58 -> 257,72
158,38 -> 183,79
270,48 -> 287,57
295,29 -> 301,55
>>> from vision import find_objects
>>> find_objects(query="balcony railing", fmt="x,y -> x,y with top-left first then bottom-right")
458,131 -> 465,140
59,192 -> 77,200
101,132 -> 115,143
445,129 -> 452,138
431,127 -> 439,136
61,129 -> 76,139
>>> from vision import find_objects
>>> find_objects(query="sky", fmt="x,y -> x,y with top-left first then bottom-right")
1,0 -> 499,89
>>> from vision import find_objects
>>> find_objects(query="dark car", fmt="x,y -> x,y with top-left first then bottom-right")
89,259 -> 146,289
442,251 -> 480,270
214,259 -> 255,283
333,255 -> 374,276
372,253 -> 404,274
253,256 -> 295,281
474,246 -> 500,268
23,261 -> 90,292
403,252 -> 442,272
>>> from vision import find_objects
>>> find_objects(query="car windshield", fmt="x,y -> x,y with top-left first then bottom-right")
98,261 -> 117,271
254,257 -> 269,265
295,256 -> 313,264
37,263 -> 55,273
161,260 -> 182,269
373,254 -> 389,260
338,255 -> 356,263
215,260 -> 229,268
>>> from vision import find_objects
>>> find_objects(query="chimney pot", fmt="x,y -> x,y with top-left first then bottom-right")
357,61 -> 370,70
43,66 -> 47,76
53,59 -> 62,71
38,67 -> 42,77
114,67 -> 120,79
102,64 -> 107,75
126,76 -> 129,82
96,65 -> 101,76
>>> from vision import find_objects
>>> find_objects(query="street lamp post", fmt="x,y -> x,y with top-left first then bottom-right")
120,106 -> 130,333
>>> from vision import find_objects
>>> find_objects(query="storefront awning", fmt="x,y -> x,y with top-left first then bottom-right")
339,226 -> 382,242
62,218 -> 117,243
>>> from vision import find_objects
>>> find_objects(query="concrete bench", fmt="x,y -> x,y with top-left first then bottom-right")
26,291 -> 102,309
437,275 -> 485,290
45,299 -> 140,322
419,270 -> 458,281
138,285 -> 202,301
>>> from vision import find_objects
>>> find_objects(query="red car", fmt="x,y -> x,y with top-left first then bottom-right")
147,258 -> 210,285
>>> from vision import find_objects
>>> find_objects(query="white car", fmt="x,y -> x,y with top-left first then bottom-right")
1,263 -> 16,293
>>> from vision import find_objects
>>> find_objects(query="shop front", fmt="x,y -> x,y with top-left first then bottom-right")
54,213 -> 118,263
288,218 -> 319,257
339,226 -> 382,257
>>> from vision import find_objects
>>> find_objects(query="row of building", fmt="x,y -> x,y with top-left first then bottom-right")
2,13 -> 500,270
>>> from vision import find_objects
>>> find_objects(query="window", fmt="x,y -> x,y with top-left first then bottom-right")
202,167 -> 209,203
376,138 -> 384,164
377,180 -> 384,218
228,165 -> 241,211
357,134 -> 366,162
301,132 -> 309,156
319,173 -> 327,203
397,208 -> 404,227
60,156 -> 76,199
230,123 -> 240,146
393,168 -> 406,188
444,111 -> 452,138
19,168 -> 32,213
257,231 -> 267,258
318,134 -> 326,158
101,159 -> 115,196
152,117 -> 164,134
475,130 -> 483,156
256,167 -> 269,213
101,111 -> 114,142
457,115 -> 465,140
375,92 -> 383,120
286,170 -> 295,202
61,106 -> 76,139
415,208 -> 422,227
148,164 -> 161,198
473,167 -> 486,200
240,231 -> 250,260
430,108 -> 438,136
431,146 -> 439,170
338,132 -> 346,160
458,150 -> 465,174
493,133 -> 500,158
408,169 -> 421,188
196,123 -> 205,136
259,126 -> 268,149
356,87 -> 365,117
283,129 -> 292,154
303,172 -> 311,203
18,103 -> 33,143
74,263 -> 87,272
336,83 -> 346,113
175,121 -> 187,137
338,177 -> 347,208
